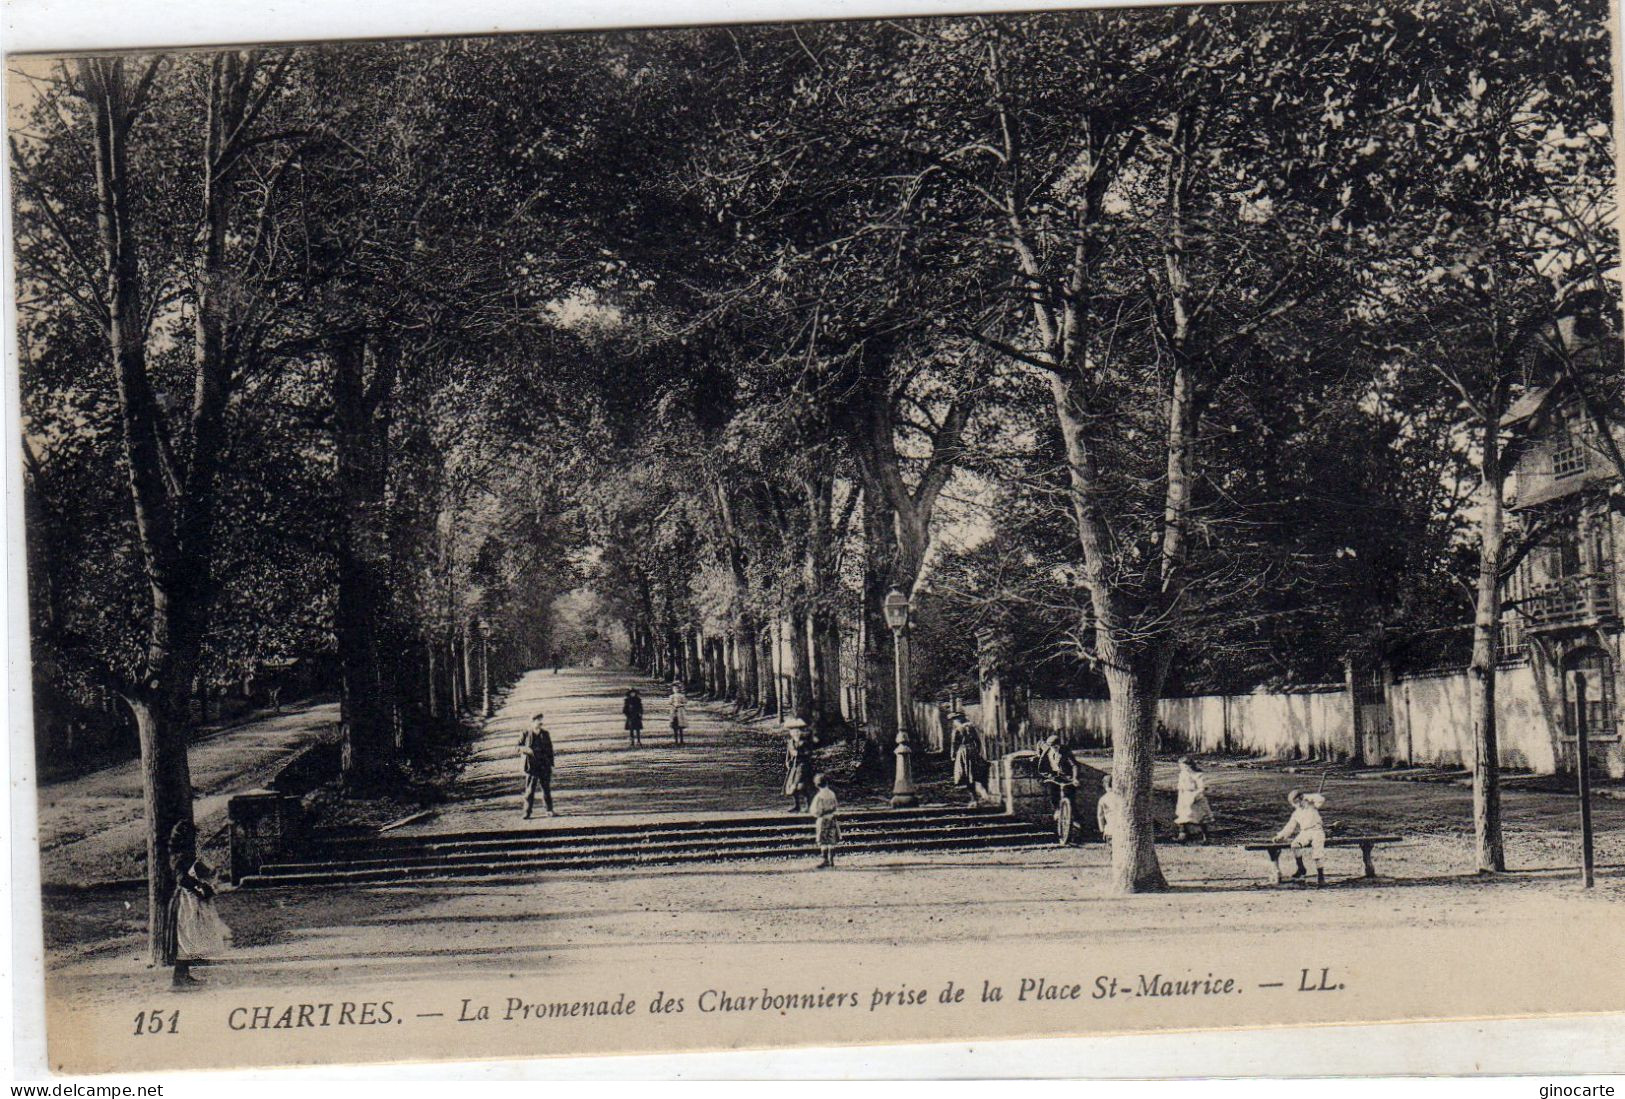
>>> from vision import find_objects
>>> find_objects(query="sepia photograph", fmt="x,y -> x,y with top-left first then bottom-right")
5,0 -> 1624,1076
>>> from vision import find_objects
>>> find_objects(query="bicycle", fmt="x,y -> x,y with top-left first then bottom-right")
1042,774 -> 1081,846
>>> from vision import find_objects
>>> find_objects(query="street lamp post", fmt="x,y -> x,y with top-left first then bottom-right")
883,588 -> 917,808
1575,671 -> 1595,889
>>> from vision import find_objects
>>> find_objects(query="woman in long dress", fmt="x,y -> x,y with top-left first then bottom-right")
623,688 -> 644,748
809,773 -> 840,868
950,715 -> 993,807
163,820 -> 232,987
783,722 -> 815,812
1174,756 -> 1213,843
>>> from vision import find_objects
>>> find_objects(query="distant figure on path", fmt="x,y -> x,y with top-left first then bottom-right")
518,712 -> 557,819
783,720 -> 816,812
1175,756 -> 1212,844
1274,789 -> 1327,886
809,772 -> 840,868
950,713 -> 992,807
1096,773 -> 1122,842
623,688 -> 644,748
669,682 -> 688,746
552,652 -> 563,674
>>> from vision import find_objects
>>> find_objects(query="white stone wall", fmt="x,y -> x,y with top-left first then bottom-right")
1023,658 -> 1623,775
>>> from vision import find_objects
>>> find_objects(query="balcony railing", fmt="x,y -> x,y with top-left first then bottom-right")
1527,572 -> 1618,629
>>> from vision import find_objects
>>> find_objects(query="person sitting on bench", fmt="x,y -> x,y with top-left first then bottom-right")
1274,789 -> 1327,886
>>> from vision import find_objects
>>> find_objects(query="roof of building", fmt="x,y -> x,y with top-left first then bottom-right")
1500,385 -> 1557,428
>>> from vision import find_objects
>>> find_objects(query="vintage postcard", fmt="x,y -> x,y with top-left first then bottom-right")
7,0 -> 1624,1076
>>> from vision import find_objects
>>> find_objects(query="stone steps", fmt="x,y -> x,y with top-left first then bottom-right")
237,807 -> 1056,888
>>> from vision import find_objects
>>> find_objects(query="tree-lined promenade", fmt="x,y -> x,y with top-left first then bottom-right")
12,0 -> 1621,968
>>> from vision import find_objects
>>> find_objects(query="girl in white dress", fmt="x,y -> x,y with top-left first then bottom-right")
1174,756 -> 1213,843
1096,774 -> 1122,841
809,773 -> 840,868
175,856 -> 234,961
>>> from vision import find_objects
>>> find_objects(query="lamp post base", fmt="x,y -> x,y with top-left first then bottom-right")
891,738 -> 917,808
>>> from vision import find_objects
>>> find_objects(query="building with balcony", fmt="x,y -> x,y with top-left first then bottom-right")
1500,376 -> 1623,777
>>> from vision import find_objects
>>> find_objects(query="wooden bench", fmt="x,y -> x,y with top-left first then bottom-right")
1243,835 -> 1403,883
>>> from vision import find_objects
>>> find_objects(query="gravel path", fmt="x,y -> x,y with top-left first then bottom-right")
401,668 -> 806,835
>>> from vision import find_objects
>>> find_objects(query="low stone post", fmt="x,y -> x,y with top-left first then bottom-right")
227,789 -> 306,883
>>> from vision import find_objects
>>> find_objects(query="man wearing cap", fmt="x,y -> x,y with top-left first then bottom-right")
518,712 -> 557,820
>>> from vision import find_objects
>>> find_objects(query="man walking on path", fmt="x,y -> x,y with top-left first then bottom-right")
518,712 -> 557,819
623,688 -> 644,748
669,682 -> 688,747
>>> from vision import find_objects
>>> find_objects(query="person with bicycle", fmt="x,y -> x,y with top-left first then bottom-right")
1036,734 -> 1082,844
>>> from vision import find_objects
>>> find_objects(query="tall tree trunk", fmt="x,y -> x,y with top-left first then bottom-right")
450,635 -> 464,713
123,688 -> 195,964
666,627 -> 683,684
845,367 -> 966,757
1051,373 -> 1169,893
82,55 -> 258,962
861,490 -> 898,763
334,334 -> 399,792
685,630 -> 704,694
724,633 -> 740,702
1103,658 -> 1170,892
758,624 -> 775,713
461,624 -> 476,711
813,610 -> 843,728
789,605 -> 816,725
737,617 -> 760,710
425,639 -> 440,720
1469,417 -> 1508,872
770,615 -> 789,715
